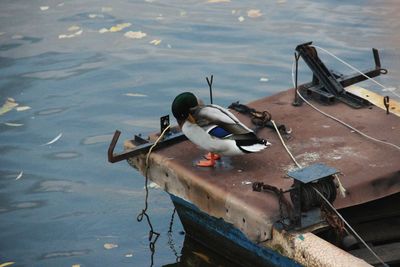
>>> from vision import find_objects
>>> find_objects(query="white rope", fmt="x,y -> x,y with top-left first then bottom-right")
334,174 -> 347,198
146,125 -> 172,166
271,120 -> 301,168
291,59 -> 400,151
311,44 -> 400,99
271,119 -> 388,267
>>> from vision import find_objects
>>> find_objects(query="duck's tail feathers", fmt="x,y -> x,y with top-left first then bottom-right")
236,139 -> 271,153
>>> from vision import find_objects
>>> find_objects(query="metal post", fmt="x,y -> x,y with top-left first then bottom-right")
206,75 -> 214,104
292,53 -> 302,106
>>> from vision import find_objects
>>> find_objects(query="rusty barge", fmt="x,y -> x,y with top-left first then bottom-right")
108,43 -> 400,266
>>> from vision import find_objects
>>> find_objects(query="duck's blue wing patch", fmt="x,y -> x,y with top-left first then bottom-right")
208,126 -> 231,138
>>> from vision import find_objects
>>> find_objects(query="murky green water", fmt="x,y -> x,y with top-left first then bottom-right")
1,0 -> 399,266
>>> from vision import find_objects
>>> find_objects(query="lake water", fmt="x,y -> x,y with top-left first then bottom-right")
0,0 -> 399,266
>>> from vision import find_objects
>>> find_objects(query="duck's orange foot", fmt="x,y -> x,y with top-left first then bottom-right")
204,152 -> 221,160
196,158 -> 216,167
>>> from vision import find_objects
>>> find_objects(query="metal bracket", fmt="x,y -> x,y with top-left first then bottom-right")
108,130 -> 187,163
108,115 -> 187,163
295,42 -> 387,108
160,115 -> 171,134
383,96 -> 390,115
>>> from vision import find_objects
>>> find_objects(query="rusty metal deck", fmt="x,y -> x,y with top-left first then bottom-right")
125,88 -> 399,247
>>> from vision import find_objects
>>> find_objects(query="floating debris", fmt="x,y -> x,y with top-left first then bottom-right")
150,39 -> 162,45
260,77 -> 269,82
46,151 -> 81,159
124,93 -> 147,97
40,6 -> 49,11
99,23 -> 131,33
104,243 -> 118,250
95,235 -> 119,239
37,107 -> 66,116
82,134 -> 113,145
59,29 -> 83,39
0,262 -> 15,267
11,35 -> 23,40
40,250 -> 90,259
101,6 -> 113,12
16,106 -> 31,112
4,122 -> 24,127
238,16 -> 245,22
241,181 -> 252,185
110,23 -> 131,32
14,202 -> 41,209
124,31 -> 146,39
67,25 -> 80,32
180,10 -> 187,17
125,253 -> 133,258
33,180 -> 83,193
247,9 -> 262,18
42,133 -> 63,146
88,13 -> 105,19
72,264 -> 80,267
57,2 -> 64,7
147,182 -> 161,189
0,98 -> 18,116
15,171 -> 23,180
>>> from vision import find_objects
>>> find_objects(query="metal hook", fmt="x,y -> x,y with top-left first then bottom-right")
383,96 -> 390,115
108,130 -> 122,163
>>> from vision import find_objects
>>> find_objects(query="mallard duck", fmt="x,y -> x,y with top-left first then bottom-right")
171,92 -> 270,167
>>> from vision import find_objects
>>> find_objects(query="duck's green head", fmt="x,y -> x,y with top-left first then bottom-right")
171,92 -> 198,124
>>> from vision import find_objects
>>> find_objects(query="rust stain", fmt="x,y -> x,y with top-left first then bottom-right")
125,87 -> 400,242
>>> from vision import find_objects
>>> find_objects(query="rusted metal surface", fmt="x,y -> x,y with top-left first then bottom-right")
125,87 -> 399,265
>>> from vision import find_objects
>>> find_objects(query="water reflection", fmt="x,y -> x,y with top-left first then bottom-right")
0,200 -> 46,214
35,107 -> 69,116
44,151 -> 81,160
30,179 -> 85,193
39,249 -> 91,260
163,236 -> 241,267
167,209 -> 181,263
81,134 -> 114,145
162,207 -> 241,267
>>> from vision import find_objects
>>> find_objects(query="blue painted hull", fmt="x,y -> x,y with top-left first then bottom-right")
170,194 -> 301,267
